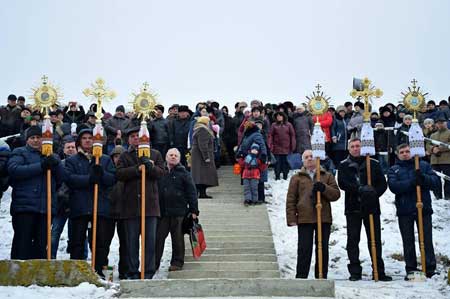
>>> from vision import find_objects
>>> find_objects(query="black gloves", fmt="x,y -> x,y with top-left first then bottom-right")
312,181 -> 326,193
358,185 -> 378,215
415,170 -> 425,186
41,154 -> 59,171
89,164 -> 104,184
139,156 -> 153,172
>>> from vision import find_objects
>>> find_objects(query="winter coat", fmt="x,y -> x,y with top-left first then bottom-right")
292,112 -> 313,154
422,108 -> 439,122
331,114 -> 348,151
337,155 -> 387,215
158,164 -> 199,217
388,159 -> 441,216
63,106 -> 86,125
312,112 -> 333,142
286,167 -> 340,224
191,123 -> 219,187
0,147 -> 11,199
56,160 -> 71,216
427,127 -> 450,165
222,113 -> 237,145
396,123 -> 411,147
380,113 -> 396,128
374,129 -> 389,152
237,126 -> 268,161
238,156 -> 267,180
104,115 -> 132,145
7,145 -> 64,215
65,153 -> 116,218
169,117 -> 190,149
347,110 -> 364,138
148,116 -> 170,146
0,105 -> 22,137
268,121 -> 296,155
116,147 -> 166,218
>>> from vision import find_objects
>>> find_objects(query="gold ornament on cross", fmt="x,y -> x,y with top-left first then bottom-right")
401,78 -> 428,119
350,77 -> 383,121
306,83 -> 330,121
130,82 -> 158,121
30,75 -> 62,115
83,78 -> 116,120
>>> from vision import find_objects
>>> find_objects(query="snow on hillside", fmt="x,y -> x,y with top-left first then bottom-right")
266,170 -> 450,299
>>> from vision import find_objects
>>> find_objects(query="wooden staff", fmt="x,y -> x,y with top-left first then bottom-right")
91,155 -> 100,271
366,155 -> 379,282
415,155 -> 427,274
315,157 -> 323,279
42,116 -> 53,261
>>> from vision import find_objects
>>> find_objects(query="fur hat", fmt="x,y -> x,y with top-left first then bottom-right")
25,126 -> 42,140
336,105 -> 346,112
178,105 -> 190,113
7,94 -> 17,101
197,116 -> 210,125
115,105 -> 125,113
110,145 -> 125,157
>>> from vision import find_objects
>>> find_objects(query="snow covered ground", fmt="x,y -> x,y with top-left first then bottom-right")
0,169 -> 449,298
266,170 -> 450,299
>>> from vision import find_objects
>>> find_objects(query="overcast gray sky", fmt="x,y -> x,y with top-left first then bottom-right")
1,0 -> 449,113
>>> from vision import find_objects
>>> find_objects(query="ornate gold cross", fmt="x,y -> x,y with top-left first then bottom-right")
350,77 -> 383,121
83,78 -> 116,120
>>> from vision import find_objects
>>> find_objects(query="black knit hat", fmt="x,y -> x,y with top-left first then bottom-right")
17,96 -> 25,103
354,101 -> 365,110
25,126 -> 42,140
7,94 -> 17,101
178,105 -> 190,113
155,104 -> 164,113
439,100 -> 449,107
116,105 -> 125,113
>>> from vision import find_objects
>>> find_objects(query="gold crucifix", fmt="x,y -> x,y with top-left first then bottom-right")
83,78 -> 116,120
350,77 -> 383,121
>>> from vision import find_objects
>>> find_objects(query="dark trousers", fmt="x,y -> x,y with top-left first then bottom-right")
258,181 -> 265,203
152,144 -> 168,160
122,216 -> 157,278
70,215 -> 115,273
274,154 -> 289,179
11,212 -> 47,259
177,147 -> 188,167
346,213 -> 386,276
431,164 -> 450,199
155,216 -> 185,269
398,214 -> 436,274
296,223 -> 331,279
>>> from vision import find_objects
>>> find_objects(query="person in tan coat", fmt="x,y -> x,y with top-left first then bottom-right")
286,149 -> 340,279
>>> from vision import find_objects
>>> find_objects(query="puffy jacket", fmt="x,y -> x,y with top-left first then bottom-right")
65,153 -> 116,218
149,116 -> 170,146
388,159 -> 440,216
237,156 -> 267,180
337,155 -> 387,215
7,145 -> 64,215
286,167 -> 340,224
313,112 -> 333,142
237,126 -> 267,161
158,164 -> 198,217
268,121 -> 296,155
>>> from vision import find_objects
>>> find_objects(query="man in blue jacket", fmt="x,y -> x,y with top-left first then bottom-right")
65,125 -> 116,278
388,143 -> 440,280
7,125 -> 64,259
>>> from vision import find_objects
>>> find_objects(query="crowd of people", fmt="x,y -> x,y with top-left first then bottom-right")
0,93 -> 449,281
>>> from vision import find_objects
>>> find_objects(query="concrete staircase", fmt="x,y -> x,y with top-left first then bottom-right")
120,166 -> 335,297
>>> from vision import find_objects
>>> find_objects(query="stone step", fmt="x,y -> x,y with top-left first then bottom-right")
198,236 -> 274,242
168,270 -> 280,279
184,254 -> 277,262
120,278 -> 335,298
185,241 -> 274,249
185,247 -> 276,255
199,219 -> 270,226
182,261 -> 279,271
205,230 -> 272,237
200,224 -> 271,231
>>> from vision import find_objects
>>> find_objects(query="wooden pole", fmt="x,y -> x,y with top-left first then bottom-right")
315,157 -> 323,279
140,166 -> 146,280
47,169 -> 51,260
415,155 -> 427,274
366,155 -> 379,282
91,156 -> 99,271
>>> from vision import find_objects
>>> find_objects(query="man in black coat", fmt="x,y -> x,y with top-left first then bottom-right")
155,148 -> 198,271
337,138 -> 392,281
168,105 -> 191,166
148,104 -> 170,159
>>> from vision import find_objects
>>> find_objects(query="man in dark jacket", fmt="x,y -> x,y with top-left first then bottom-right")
168,105 -> 191,166
337,138 -> 392,281
65,126 -> 116,277
148,104 -> 170,158
0,94 -> 22,138
63,102 -> 86,125
116,127 -> 166,279
104,105 -> 132,153
388,143 -> 440,279
7,126 -> 64,259
155,148 -> 198,271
